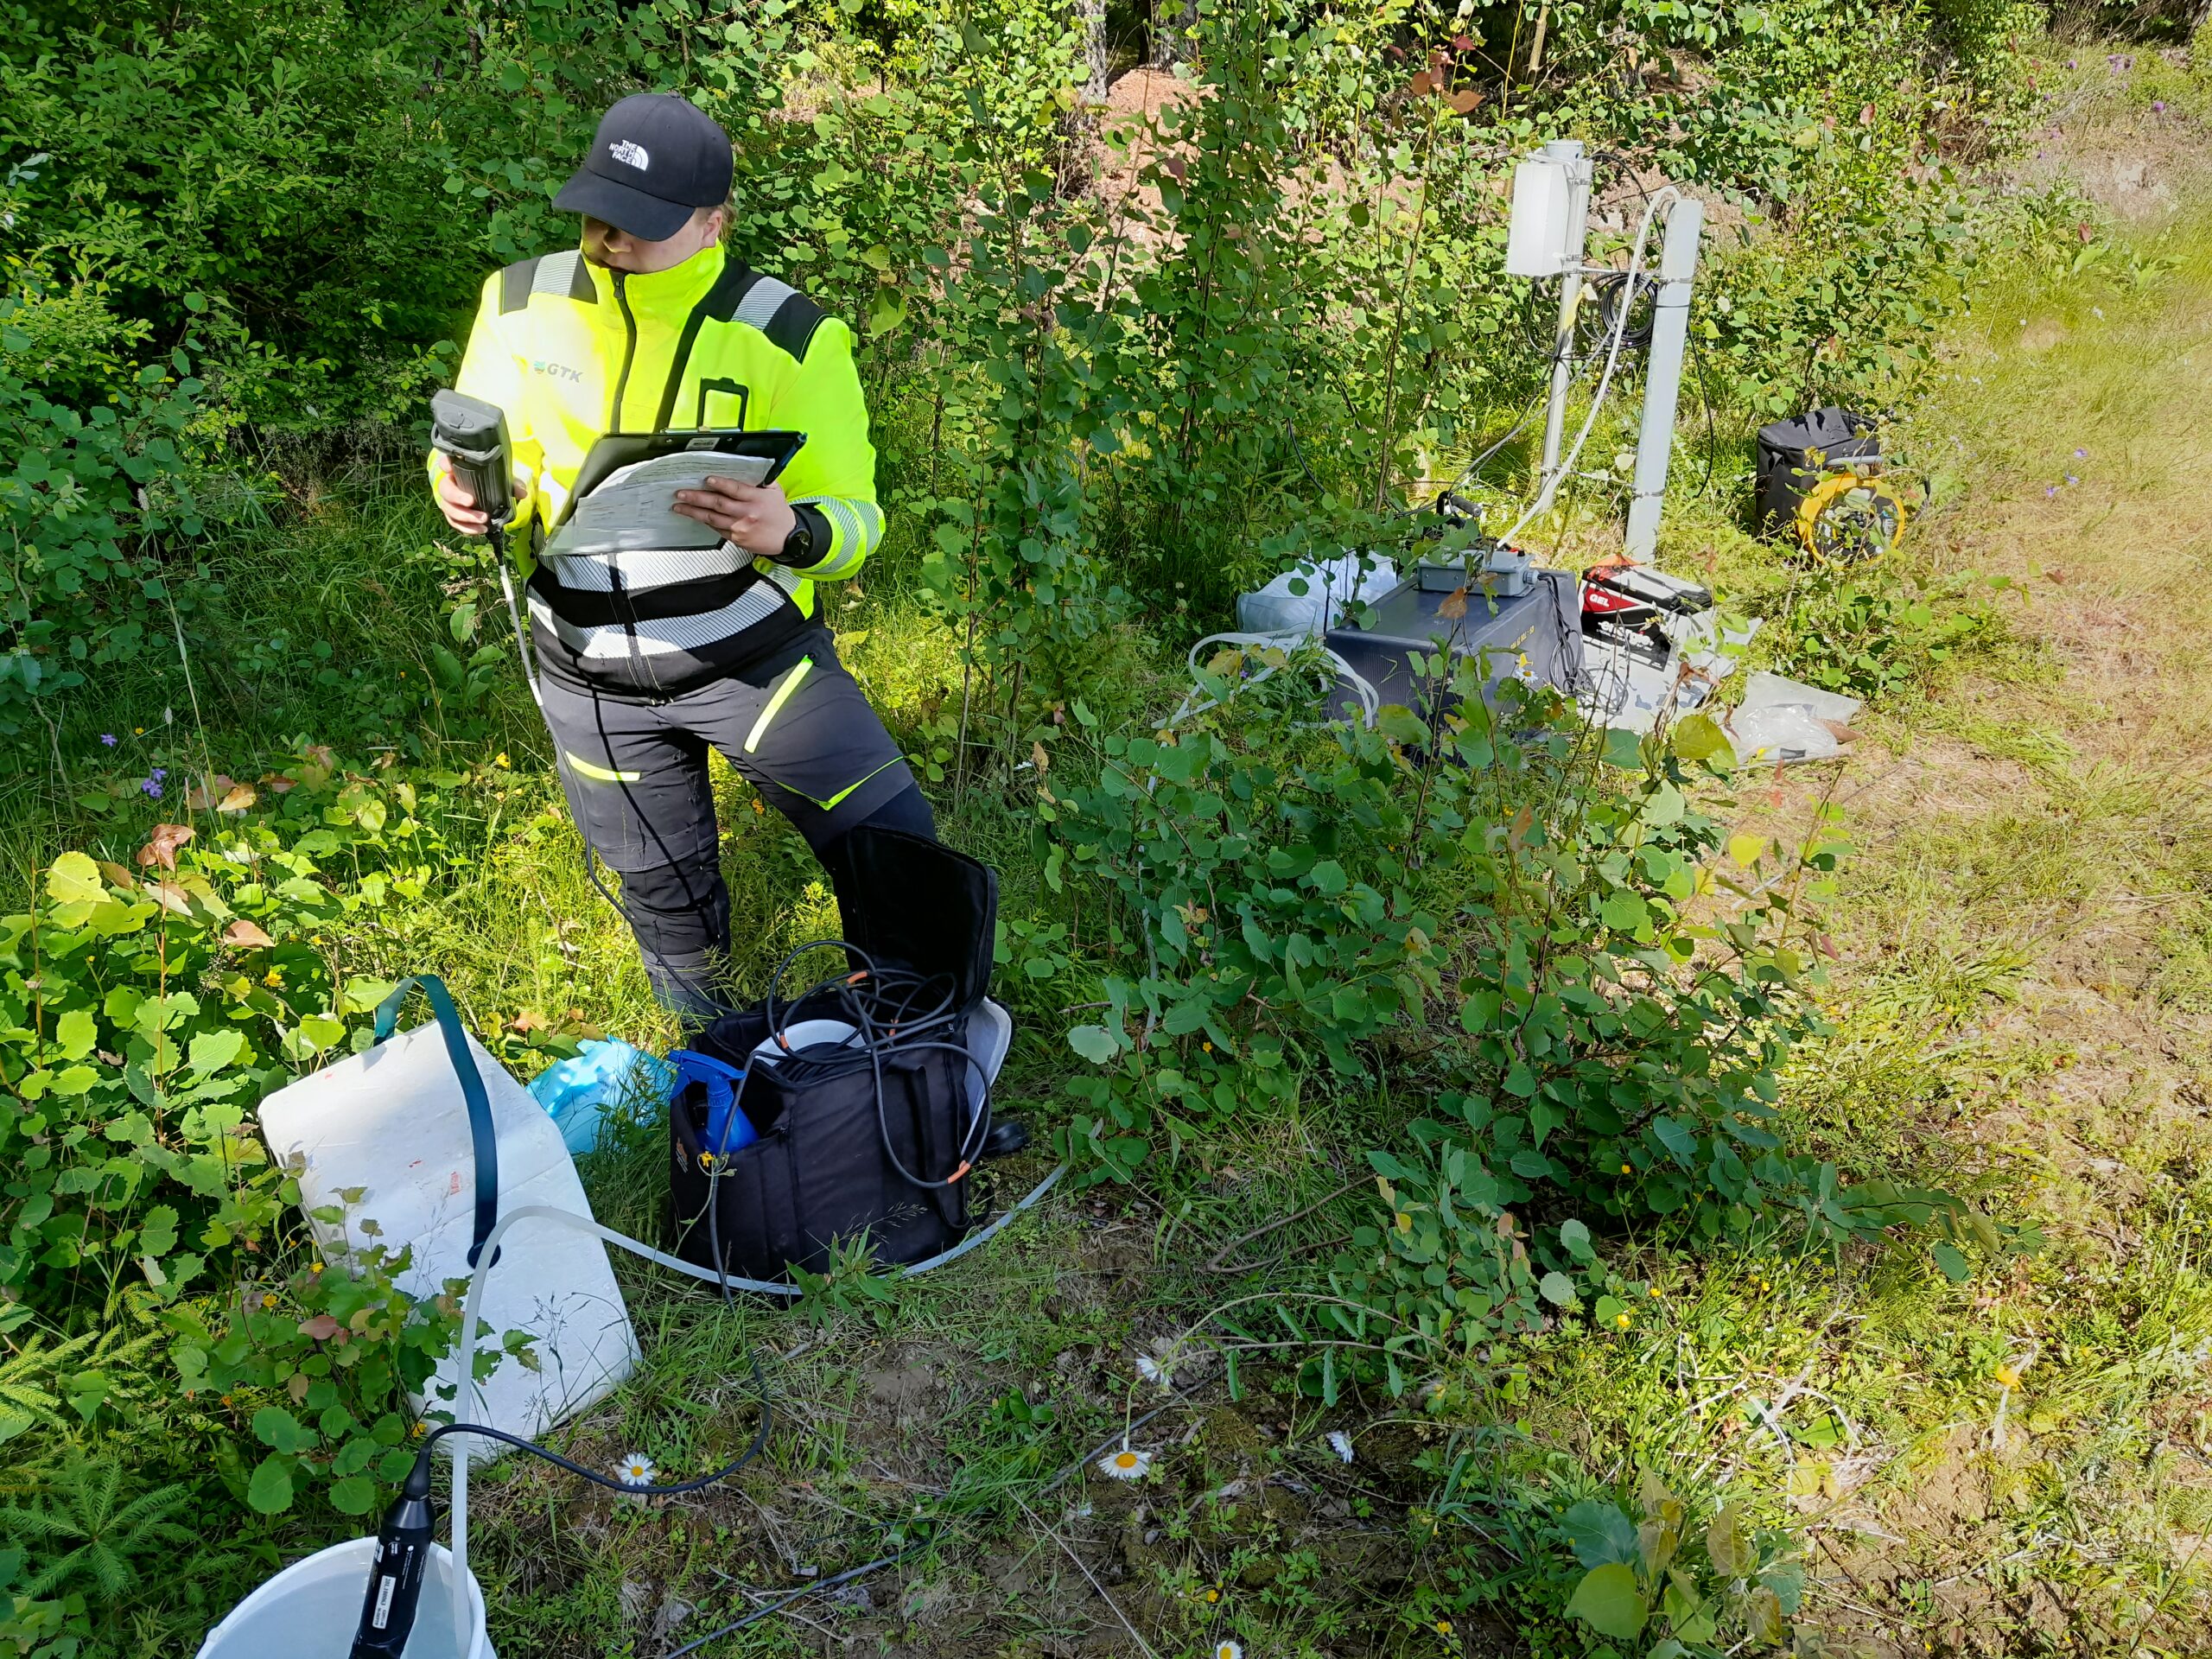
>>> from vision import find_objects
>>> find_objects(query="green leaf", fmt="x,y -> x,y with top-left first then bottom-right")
329,1474 -> 379,1516
1671,712 -> 1735,765
1601,890 -> 1648,932
1600,728 -> 1645,771
1307,859 -> 1347,897
297,1014 -> 346,1054
1653,1116 -> 1699,1162
1559,1218 -> 1595,1262
54,1007 -> 99,1060
253,1406 -> 318,1454
246,1454 -> 296,1516
46,851 -> 107,906
188,1027 -> 245,1075
341,977 -> 401,1016
1561,1498 -> 1639,1567
1068,1025 -> 1120,1065
1538,1271 -> 1576,1306
1706,1504 -> 1754,1578
1931,1242 -> 1971,1282
1565,1561 -> 1647,1637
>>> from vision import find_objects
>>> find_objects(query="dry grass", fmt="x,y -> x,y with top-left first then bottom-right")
1745,188 -> 2212,1656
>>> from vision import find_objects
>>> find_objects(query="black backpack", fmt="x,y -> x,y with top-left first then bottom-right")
668,828 -> 999,1281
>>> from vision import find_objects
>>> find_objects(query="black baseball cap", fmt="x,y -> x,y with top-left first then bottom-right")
555,94 -> 734,242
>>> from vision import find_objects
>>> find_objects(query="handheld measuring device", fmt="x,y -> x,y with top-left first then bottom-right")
429,390 -> 516,551
429,389 -> 544,708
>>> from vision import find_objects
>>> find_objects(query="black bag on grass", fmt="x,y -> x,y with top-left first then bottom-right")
1754,407 -> 1880,539
668,828 -> 998,1281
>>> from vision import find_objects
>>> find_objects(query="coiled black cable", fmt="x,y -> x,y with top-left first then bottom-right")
755,939 -> 994,1192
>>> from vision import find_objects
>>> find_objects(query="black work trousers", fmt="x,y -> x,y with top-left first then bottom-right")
536,626 -> 932,1018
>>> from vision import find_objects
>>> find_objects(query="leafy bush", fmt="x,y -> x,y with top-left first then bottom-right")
1041,640 -> 1945,1385
0,787 -> 488,1539
1414,1441 -> 1810,1655
0,288 -> 213,746
1770,564 -> 2010,699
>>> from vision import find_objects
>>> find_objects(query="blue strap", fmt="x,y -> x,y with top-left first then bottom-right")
374,975 -> 500,1268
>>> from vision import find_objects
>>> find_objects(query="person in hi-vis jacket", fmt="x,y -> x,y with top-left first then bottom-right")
431,93 -> 931,1020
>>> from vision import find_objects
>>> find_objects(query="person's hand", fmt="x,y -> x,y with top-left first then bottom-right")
435,465 -> 530,537
435,470 -> 489,535
672,477 -> 798,559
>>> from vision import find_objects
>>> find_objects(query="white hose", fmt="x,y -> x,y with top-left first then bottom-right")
1169,629 -> 1383,730
444,1163 -> 1065,1639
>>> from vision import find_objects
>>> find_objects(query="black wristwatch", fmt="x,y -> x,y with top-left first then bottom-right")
778,507 -> 823,567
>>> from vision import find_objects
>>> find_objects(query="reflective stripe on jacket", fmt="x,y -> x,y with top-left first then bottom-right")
429,243 -> 881,692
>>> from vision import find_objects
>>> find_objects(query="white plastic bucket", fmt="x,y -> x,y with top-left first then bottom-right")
749,1017 -> 860,1066
197,1537 -> 493,1659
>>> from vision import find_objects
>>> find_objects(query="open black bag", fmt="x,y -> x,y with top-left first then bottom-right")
668,828 -> 999,1281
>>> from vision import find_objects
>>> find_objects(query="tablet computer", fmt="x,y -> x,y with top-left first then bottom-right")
561,429 -> 805,523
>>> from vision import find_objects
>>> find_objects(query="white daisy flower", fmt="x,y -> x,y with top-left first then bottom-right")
1135,1352 -> 1173,1389
614,1452 -> 657,1487
1325,1430 -> 1354,1464
1096,1445 -> 1152,1481
1214,1643 -> 1243,1659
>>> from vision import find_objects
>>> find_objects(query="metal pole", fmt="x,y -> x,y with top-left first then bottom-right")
1533,139 -> 1590,516
1624,196 -> 1704,563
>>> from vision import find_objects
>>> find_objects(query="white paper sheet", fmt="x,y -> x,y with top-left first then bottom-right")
543,451 -> 779,559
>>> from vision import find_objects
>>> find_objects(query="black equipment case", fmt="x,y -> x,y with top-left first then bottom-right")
1754,407 -> 1879,538
669,828 -> 999,1281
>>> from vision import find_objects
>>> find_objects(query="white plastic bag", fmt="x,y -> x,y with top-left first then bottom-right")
1725,671 -> 1861,763
1235,553 -> 1400,639
1729,701 -> 1840,762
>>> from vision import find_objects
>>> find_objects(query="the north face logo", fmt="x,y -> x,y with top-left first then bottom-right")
608,139 -> 649,171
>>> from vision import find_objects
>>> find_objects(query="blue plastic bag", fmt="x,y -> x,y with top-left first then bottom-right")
527,1039 -> 675,1157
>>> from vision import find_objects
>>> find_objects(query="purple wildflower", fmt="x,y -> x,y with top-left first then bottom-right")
2153,102 -> 2166,115
149,767 -> 168,782
141,779 -> 163,798
2075,448 -> 2087,459
2066,474 -> 2078,486
101,733 -> 118,747
2045,486 -> 2059,498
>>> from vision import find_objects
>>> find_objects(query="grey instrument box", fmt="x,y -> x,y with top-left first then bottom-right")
1324,569 -> 1585,727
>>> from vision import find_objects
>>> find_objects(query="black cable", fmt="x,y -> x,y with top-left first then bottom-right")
1591,269 -> 1656,351
420,1351 -> 771,1498
760,939 -> 989,1191
662,1391 -> 1198,1657
1435,385 -> 1548,505
663,1543 -> 926,1658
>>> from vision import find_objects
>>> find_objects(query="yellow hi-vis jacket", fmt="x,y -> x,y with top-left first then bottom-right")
430,241 -> 882,691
